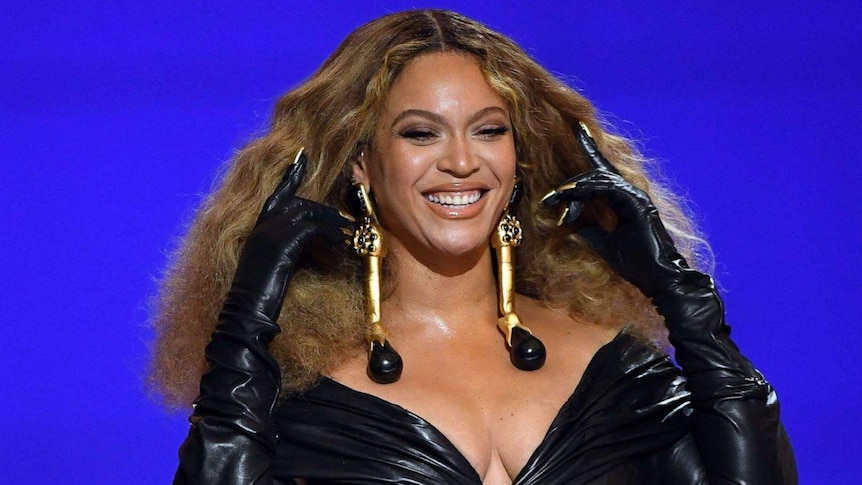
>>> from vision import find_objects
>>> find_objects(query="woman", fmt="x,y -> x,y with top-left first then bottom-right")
151,9 -> 796,484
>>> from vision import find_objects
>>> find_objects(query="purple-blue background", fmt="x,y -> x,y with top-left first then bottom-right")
3,1 -> 860,483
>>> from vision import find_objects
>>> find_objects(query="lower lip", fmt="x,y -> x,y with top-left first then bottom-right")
424,194 -> 488,219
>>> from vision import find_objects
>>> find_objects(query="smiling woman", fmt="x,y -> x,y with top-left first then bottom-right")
150,9 -> 797,484
354,52 -> 517,264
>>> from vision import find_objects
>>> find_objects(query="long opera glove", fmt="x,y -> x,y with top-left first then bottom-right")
542,123 -> 797,484
175,151 -> 352,484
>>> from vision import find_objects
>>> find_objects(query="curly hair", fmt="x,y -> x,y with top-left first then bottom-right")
149,9 -> 708,408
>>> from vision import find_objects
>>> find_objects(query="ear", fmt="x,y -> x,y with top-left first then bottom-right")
351,151 -> 371,190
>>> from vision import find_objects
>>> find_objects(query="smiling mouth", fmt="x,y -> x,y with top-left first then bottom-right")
424,190 -> 484,208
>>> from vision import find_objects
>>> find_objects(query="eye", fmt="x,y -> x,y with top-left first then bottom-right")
398,128 -> 438,144
476,126 -> 509,140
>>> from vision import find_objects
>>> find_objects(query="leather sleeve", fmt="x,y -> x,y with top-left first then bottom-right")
173,303 -> 293,485
659,400 -> 797,484
655,276 -> 798,484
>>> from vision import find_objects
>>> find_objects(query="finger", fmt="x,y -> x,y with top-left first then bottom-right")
546,171 -> 653,227
541,169 -> 615,206
545,171 -> 630,199
558,176 -> 645,217
541,179 -> 578,206
577,122 -> 621,175
286,199 -> 354,229
291,219 -> 353,250
262,149 -> 308,214
559,200 -> 584,226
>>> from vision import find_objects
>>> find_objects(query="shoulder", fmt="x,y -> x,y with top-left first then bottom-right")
518,294 -> 686,399
517,294 -> 621,351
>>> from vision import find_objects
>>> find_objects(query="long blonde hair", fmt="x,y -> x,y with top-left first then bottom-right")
149,9 -> 707,408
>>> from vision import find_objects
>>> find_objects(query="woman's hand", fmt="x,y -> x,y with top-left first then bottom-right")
541,122 -> 763,378
175,151 -> 352,485
541,122 -> 690,301
541,123 -> 747,372
229,150 -> 353,321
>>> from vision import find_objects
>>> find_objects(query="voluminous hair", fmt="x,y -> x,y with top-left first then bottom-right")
149,10 -> 708,408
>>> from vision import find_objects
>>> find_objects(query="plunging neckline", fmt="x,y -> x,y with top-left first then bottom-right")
318,326 -> 633,484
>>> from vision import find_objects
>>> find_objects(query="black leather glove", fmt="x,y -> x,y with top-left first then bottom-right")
543,123 -> 796,484
174,152 -> 352,485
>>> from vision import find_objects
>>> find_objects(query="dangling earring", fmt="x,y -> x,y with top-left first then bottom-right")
346,182 -> 403,384
491,177 -> 546,371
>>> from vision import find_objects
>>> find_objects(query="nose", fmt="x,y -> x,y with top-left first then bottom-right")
437,136 -> 480,177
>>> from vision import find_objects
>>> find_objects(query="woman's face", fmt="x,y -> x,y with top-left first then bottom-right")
354,52 -> 517,261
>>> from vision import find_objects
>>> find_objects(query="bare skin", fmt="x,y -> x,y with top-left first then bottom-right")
326,52 -> 620,483
328,253 -> 618,483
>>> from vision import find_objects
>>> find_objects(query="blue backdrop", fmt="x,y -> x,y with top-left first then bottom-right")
3,1 -> 860,483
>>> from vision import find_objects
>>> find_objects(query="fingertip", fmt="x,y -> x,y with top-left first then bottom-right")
564,201 -> 584,224
277,149 -> 306,186
577,125 -> 597,152
557,201 -> 583,226
540,189 -> 559,205
328,226 -> 353,248
292,147 -> 306,165
556,181 -> 579,192
290,149 -> 308,179
575,125 -> 620,175
555,206 -> 569,226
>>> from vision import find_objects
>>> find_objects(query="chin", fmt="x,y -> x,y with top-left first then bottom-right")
429,235 -> 491,259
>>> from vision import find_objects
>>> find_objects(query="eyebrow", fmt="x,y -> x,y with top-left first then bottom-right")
390,106 -> 509,127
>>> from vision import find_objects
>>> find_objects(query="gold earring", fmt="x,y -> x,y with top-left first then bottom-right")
491,178 -> 546,371
347,183 -> 402,384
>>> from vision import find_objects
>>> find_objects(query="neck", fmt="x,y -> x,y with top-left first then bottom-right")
382,239 -> 500,340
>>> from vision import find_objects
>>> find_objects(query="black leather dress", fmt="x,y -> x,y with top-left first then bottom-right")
271,329 -> 796,484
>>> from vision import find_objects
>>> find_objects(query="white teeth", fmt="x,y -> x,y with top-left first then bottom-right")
425,192 -> 482,207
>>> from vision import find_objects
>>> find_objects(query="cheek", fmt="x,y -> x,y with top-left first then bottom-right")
371,147 -> 435,190
366,152 -> 425,223
487,143 -> 517,183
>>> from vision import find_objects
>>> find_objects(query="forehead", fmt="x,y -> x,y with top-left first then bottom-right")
382,51 -> 506,113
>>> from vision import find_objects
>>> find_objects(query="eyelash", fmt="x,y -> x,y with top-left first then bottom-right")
477,126 -> 509,139
399,129 -> 437,142
397,126 -> 509,142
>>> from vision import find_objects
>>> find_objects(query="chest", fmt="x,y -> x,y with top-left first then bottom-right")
328,338 -> 594,481
273,331 -> 691,484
